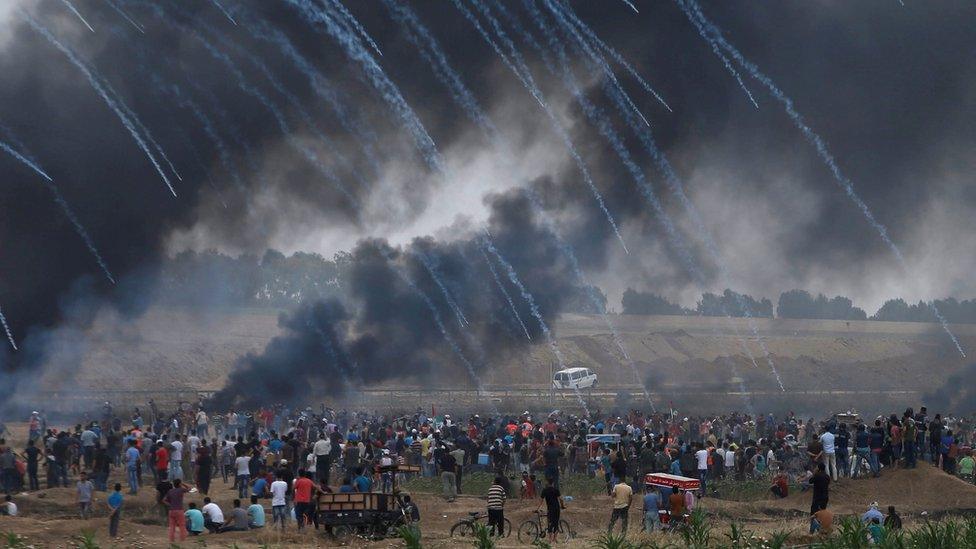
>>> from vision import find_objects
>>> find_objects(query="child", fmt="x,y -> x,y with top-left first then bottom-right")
520,472 -> 536,499
76,471 -> 94,519
107,483 -> 123,538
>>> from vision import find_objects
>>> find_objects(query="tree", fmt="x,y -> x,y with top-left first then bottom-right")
621,288 -> 689,315
777,289 -> 867,320
697,289 -> 773,318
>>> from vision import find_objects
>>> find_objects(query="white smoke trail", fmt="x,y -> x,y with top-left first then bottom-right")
682,0 -> 966,359
0,306 -> 16,351
549,0 -> 671,112
544,3 -> 783,389
22,12 -> 176,197
621,0 -> 639,14
479,246 -> 532,341
244,21 -> 382,172
0,137 -> 116,284
416,252 -> 469,328
381,0 -> 498,138
209,0 -> 238,26
102,0 -> 144,33
383,250 -> 498,413
61,0 -> 95,32
480,232 -> 592,415
328,0 -> 383,57
453,0 -> 629,254
286,0 -> 443,173
674,0 -> 758,109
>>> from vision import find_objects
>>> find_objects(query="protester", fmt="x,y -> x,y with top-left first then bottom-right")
247,495 -> 266,529
539,476 -> 565,542
219,499 -> 249,532
885,506 -> 903,530
861,502 -> 884,525
163,478 -> 193,543
486,476 -> 507,537
185,502 -> 206,536
808,463 -> 830,534
107,483 -> 123,538
202,497 -> 224,533
1,494 -> 17,516
270,472 -> 288,530
607,477 -> 633,535
76,471 -> 94,519
642,485 -> 661,532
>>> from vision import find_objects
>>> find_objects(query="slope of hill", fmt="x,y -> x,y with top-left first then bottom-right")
25,307 -> 975,414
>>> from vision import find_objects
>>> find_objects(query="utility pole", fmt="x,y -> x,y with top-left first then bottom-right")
549,360 -> 554,407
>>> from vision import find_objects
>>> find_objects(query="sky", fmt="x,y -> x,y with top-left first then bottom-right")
1,0 -> 975,378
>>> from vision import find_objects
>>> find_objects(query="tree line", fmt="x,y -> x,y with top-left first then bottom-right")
622,287 -> 976,324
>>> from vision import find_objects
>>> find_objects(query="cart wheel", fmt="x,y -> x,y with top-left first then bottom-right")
517,520 -> 540,544
331,525 -> 354,543
450,520 -> 474,538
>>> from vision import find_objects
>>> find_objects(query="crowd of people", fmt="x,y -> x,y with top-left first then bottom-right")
0,400 -> 974,542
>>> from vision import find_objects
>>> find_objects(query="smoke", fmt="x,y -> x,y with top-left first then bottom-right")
212,188 -> 579,407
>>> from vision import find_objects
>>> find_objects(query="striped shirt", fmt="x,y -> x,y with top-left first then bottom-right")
487,484 -> 507,510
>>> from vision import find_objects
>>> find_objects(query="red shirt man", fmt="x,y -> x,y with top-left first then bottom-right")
155,444 -> 169,473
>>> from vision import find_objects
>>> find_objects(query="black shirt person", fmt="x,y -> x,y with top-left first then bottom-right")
539,477 -> 565,542
808,462 -> 830,514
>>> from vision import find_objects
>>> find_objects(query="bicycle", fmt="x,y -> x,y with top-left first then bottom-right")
517,510 -> 573,544
449,511 -> 513,538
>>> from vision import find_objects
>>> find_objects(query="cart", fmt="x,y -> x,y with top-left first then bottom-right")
316,464 -> 421,541
645,473 -> 700,531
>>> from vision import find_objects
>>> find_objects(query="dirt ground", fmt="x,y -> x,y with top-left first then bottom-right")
3,423 -> 976,548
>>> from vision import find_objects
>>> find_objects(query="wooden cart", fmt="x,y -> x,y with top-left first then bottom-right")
316,464 -> 420,541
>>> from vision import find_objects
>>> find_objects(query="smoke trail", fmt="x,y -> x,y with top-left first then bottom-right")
480,231 -> 591,414
524,189 -> 655,410
98,75 -> 183,183
416,252 -> 469,328
147,73 -> 245,191
381,0 -> 497,138
209,0 -> 238,26
189,11 -> 368,195
674,0 -> 758,109
542,6 -> 780,389
139,4 -> 358,206
683,0 -> 966,359
103,0 -> 144,33
540,0 -> 651,127
328,0 -> 383,57
549,0 -> 671,112
309,318 -> 356,393
479,246 -> 531,340
453,0 -> 629,254
382,250 -> 497,411
0,306 -> 16,351
0,136 -> 116,285
621,0 -> 639,13
22,12 -> 177,197
242,20 -> 382,172
285,0 -> 443,173
0,139 -> 53,182
61,0 -> 95,32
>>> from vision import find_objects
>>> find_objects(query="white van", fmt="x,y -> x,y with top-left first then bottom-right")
552,367 -> 598,389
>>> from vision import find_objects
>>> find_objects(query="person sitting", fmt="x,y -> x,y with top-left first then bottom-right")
184,503 -> 205,536
884,506 -> 902,530
201,497 -> 224,533
247,496 -> 265,529
402,494 -> 420,522
218,499 -> 250,532
339,477 -> 355,493
811,508 -> 834,535
868,517 -> 885,544
861,502 -> 884,524
770,472 -> 789,498
1,494 -> 17,516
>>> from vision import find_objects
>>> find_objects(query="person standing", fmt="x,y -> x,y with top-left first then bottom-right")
76,471 -> 94,519
607,478 -> 633,535
836,424 -> 851,477
293,471 -> 316,530
808,463 -> 830,534
23,440 -> 40,491
169,435 -> 184,482
235,451 -> 251,499
196,445 -> 213,496
539,476 -> 565,542
312,433 -> 332,486
486,476 -> 507,537
439,448 -> 457,502
820,427 -> 837,481
694,443 -> 710,496
642,485 -> 661,532
163,478 -> 192,543
107,483 -> 123,538
270,472 -> 289,530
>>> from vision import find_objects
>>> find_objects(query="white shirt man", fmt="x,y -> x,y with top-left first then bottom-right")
187,435 -> 200,463
312,436 -> 331,457
270,479 -> 288,507
202,500 -> 225,525
235,455 -> 251,477
820,430 -> 838,481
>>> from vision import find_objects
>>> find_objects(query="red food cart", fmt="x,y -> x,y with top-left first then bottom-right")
645,473 -> 700,528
